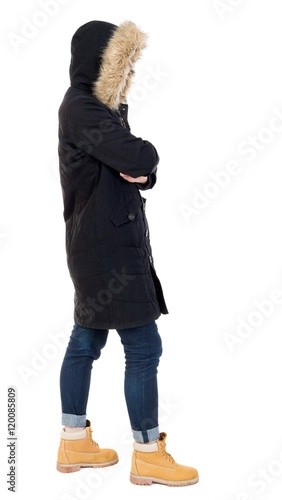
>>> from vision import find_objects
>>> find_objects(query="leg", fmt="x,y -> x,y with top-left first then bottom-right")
117,322 -> 199,487
116,321 -> 162,443
57,323 -> 118,473
60,323 -> 108,427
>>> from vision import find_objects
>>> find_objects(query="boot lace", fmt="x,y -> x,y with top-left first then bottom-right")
159,440 -> 175,464
88,428 -> 99,448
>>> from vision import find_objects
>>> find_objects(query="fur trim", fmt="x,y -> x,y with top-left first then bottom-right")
93,21 -> 148,109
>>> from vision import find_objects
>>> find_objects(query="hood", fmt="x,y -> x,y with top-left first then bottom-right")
69,20 -> 148,110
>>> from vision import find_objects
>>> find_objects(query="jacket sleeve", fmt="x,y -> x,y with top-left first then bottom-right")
135,170 -> 157,190
67,96 -> 159,178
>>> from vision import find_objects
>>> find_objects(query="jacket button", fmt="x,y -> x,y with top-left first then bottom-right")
145,230 -> 149,237
128,213 -> 135,221
149,256 -> 153,263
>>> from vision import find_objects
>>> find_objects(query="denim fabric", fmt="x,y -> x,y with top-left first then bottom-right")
60,321 -> 162,442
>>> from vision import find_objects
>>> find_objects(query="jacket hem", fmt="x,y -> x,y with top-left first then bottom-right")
73,311 -> 162,330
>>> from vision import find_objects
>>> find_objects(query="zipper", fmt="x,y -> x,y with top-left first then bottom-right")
117,110 -> 126,128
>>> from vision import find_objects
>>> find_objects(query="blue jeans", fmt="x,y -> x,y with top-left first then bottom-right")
60,321 -> 162,443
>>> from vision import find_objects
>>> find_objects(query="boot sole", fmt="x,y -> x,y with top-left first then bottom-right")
56,458 -> 118,473
130,473 -> 199,487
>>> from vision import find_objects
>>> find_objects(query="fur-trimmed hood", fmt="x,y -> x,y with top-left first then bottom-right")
69,20 -> 148,110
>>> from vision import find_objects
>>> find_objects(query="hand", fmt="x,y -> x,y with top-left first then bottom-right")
120,173 -> 148,184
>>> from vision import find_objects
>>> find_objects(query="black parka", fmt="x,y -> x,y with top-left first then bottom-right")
58,20 -> 168,329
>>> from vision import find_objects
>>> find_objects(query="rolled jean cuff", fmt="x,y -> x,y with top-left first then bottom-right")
132,426 -> 160,443
61,413 -> 87,427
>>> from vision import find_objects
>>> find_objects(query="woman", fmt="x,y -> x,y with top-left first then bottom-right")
56,19 -> 198,487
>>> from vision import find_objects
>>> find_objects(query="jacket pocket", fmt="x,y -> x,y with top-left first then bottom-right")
110,197 -> 143,227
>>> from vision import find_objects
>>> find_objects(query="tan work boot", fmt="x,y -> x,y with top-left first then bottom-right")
56,420 -> 118,473
130,432 -> 199,486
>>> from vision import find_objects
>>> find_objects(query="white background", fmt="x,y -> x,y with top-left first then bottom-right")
1,0 -> 282,499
